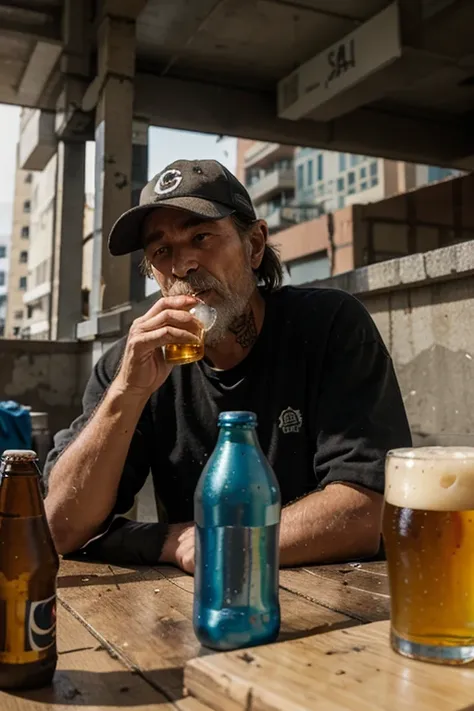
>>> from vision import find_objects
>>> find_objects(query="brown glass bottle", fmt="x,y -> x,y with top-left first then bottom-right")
0,450 -> 59,689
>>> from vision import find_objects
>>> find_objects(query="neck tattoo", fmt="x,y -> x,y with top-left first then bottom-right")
229,308 -> 258,349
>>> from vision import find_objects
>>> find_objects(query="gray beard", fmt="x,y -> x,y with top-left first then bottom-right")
204,290 -> 250,347
162,267 -> 257,347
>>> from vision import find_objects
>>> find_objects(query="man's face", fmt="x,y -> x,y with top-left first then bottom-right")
142,208 -> 260,345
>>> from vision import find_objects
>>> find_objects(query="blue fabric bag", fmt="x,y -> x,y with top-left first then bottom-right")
0,401 -> 32,456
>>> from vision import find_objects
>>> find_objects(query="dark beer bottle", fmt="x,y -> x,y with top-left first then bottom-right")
0,450 -> 59,689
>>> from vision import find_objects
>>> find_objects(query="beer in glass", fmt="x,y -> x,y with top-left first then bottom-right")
383,446 -> 474,664
0,450 -> 59,689
163,302 -> 216,365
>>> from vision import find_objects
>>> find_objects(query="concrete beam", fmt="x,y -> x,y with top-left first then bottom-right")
134,73 -> 472,169
0,13 -> 61,42
17,40 -> 62,105
90,14 -> 136,314
97,0 -> 149,20
50,141 -> 86,340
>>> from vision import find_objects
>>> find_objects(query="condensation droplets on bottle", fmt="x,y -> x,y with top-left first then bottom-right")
193,411 -> 281,651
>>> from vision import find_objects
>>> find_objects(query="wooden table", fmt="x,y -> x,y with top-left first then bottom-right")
0,559 -> 389,709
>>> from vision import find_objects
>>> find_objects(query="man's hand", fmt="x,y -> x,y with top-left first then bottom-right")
113,295 -> 202,399
160,523 -> 195,574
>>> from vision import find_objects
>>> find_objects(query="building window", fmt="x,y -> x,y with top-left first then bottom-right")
348,171 -> 355,186
13,327 -> 20,337
14,310 -> 23,320
360,166 -> 367,179
318,183 -> 324,196
0,246 -> 6,258
21,226 -> 29,238
25,173 -> 33,183
27,305 -> 33,319
297,164 -> 304,191
360,181 -> 368,191
350,154 -> 360,168
370,161 -> 378,177
20,251 -> 28,264
0,272 -> 5,286
19,276 -> 27,290
307,159 -> 313,186
337,177 -> 344,192
338,196 -> 344,209
317,154 -> 323,182
338,153 -> 346,172
370,177 -> 378,187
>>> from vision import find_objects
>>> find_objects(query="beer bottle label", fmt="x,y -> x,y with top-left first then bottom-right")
25,594 -> 56,652
0,593 -> 56,662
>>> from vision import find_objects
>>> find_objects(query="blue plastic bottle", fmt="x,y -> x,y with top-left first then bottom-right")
193,411 -> 281,651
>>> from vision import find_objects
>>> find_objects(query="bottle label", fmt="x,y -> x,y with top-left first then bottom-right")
195,524 -> 279,610
25,594 -> 56,652
0,593 -> 56,663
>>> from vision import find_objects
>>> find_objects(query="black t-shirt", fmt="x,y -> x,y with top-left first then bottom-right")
44,286 -> 411,565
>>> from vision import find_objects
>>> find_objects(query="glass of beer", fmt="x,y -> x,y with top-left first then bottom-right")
383,446 -> 474,665
163,302 -> 217,366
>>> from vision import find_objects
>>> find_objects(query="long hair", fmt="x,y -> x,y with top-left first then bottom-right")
140,212 -> 284,292
231,214 -> 283,292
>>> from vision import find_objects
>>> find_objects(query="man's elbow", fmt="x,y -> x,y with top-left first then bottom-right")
44,499 -> 90,556
352,498 -> 383,558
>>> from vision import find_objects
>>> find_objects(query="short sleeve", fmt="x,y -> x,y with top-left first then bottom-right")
313,293 -> 411,494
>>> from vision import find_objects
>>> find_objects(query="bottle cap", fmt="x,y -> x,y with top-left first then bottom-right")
1,450 -> 38,462
218,411 -> 257,427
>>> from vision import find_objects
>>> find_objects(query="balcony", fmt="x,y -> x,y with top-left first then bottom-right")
23,280 -> 51,306
18,110 -> 56,171
248,168 -> 294,205
244,142 -> 295,170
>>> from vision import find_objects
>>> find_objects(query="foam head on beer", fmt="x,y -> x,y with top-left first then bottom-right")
385,446 -> 474,511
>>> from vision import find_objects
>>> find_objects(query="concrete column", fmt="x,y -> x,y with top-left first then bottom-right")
90,13 -> 136,315
50,141 -> 86,340
130,119 -> 149,303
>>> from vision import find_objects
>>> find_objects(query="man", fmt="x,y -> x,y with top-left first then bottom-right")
44,159 -> 411,573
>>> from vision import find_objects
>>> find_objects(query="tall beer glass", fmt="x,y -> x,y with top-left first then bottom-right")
383,447 -> 474,664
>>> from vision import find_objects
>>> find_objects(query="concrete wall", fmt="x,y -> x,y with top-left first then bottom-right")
316,241 -> 474,445
0,339 -> 92,437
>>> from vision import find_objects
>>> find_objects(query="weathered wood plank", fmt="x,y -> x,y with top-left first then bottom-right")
279,566 -> 390,623
185,620 -> 474,711
302,562 -> 390,597
0,603 -> 172,710
57,560 -> 358,704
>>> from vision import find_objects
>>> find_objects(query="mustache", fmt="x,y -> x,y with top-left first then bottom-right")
166,273 -> 227,298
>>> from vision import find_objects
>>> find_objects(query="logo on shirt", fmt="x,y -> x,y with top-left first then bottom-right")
278,407 -> 302,434
154,169 -> 183,195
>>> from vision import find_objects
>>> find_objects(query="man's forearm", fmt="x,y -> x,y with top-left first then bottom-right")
279,483 -> 383,567
45,384 -> 148,554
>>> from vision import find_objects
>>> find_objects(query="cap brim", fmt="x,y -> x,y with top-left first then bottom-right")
108,197 -> 235,256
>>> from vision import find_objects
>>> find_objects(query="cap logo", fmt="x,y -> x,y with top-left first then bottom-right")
154,169 -> 183,195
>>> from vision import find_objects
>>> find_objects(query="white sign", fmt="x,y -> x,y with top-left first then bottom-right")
277,2 -> 401,121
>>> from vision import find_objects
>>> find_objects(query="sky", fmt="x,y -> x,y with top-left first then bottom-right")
0,103 -> 237,233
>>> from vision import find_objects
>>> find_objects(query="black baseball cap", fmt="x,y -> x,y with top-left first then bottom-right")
108,159 -> 257,256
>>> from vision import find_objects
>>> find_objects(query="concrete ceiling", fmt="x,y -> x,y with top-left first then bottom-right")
2,0 -> 474,167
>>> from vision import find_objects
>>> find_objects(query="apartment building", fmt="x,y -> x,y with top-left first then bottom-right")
21,152 -> 57,339
238,139 -> 463,285
293,148 -> 461,213
0,233 -> 8,337
241,141 -> 296,234
4,165 -> 32,338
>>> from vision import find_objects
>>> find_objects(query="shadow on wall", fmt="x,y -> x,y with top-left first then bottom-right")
0,340 -> 92,438
397,344 -> 474,447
